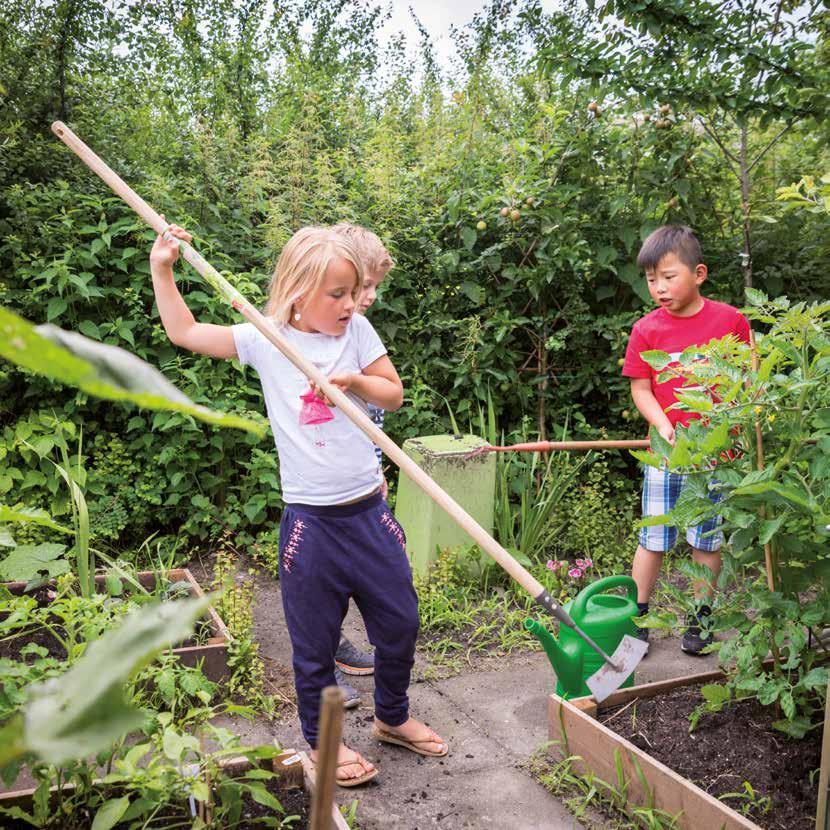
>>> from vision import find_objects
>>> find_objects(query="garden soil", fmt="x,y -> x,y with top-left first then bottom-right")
601,684 -> 820,830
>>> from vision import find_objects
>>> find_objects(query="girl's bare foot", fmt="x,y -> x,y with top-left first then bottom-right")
309,743 -> 377,787
373,716 -> 448,756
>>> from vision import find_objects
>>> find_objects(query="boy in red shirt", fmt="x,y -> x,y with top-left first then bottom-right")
622,225 -> 750,655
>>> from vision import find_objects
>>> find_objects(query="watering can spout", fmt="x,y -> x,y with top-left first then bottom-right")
525,617 -> 576,678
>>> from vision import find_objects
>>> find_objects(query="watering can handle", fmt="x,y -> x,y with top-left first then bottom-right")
570,575 -> 638,620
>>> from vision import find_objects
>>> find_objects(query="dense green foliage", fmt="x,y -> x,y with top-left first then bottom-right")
1,0 -> 827,554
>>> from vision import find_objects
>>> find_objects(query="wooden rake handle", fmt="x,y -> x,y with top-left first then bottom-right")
50,121 -> 560,614
471,439 -> 650,455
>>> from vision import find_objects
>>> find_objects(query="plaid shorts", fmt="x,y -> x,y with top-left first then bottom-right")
639,465 -> 723,553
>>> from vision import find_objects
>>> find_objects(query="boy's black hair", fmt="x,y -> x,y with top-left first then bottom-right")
636,225 -> 703,271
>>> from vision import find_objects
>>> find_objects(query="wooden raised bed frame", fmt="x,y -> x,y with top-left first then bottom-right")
548,668 -> 763,830
0,749 -> 349,830
3,568 -> 231,682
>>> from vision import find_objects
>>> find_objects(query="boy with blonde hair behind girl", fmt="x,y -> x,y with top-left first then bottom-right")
150,221 -> 447,787
328,222 -> 395,707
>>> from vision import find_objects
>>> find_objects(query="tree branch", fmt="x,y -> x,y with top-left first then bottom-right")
747,121 -> 793,173
696,117 -> 741,181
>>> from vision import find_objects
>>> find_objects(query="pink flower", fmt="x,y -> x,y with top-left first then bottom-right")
568,567 -> 583,579
583,558 -> 593,569
575,558 -> 586,568
546,559 -> 556,570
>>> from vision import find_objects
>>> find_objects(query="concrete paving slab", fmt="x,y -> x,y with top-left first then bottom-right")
431,654 -> 556,758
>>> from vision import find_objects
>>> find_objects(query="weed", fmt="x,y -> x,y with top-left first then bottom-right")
526,743 -> 682,829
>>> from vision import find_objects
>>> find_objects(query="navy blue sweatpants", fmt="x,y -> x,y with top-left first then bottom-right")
278,492 -> 419,747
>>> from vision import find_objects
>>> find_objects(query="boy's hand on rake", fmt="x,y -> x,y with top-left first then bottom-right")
150,215 -> 192,268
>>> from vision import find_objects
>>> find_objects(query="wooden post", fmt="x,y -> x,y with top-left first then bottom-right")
749,328 -> 776,592
817,682 -> 830,830
309,686 -> 344,830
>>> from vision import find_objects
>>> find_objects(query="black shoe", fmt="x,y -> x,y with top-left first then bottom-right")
680,610 -> 713,656
334,666 -> 361,709
633,624 -> 650,651
335,636 -> 375,676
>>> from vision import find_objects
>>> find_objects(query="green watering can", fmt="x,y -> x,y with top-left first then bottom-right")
525,574 -> 639,698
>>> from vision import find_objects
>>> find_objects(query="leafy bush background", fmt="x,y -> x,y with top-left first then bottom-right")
1,0 -> 827,555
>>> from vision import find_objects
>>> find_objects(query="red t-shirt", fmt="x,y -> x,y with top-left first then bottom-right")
622,298 -> 751,427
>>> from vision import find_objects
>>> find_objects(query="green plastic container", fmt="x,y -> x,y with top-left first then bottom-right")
394,434 -> 496,576
525,575 -> 639,698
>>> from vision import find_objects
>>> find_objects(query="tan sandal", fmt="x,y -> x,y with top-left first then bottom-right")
372,725 -> 448,757
310,750 -> 378,788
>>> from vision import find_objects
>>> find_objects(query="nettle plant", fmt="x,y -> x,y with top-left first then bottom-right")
633,289 -> 830,737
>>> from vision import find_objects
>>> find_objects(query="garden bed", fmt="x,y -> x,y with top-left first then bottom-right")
548,668 -> 821,830
601,683 -> 819,829
2,568 -> 231,681
0,750 -> 348,830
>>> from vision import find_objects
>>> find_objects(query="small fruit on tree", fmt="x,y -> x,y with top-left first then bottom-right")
588,101 -> 599,112
500,207 -> 509,217
510,209 -> 521,221
617,357 -> 625,367
667,196 -> 679,209
476,220 -> 487,231
622,409 -> 630,419
660,104 -> 672,115
525,196 -> 535,206
643,113 -> 651,122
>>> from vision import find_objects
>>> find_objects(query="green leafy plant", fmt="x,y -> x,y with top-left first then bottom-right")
1,715 -> 292,829
0,592 -> 213,769
635,290 -> 830,736
718,781 -> 772,818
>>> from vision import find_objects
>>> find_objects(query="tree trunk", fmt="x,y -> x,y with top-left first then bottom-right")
739,123 -> 753,288
54,0 -> 77,122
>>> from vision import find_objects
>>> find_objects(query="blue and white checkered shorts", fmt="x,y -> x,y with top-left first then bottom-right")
639,465 -> 723,553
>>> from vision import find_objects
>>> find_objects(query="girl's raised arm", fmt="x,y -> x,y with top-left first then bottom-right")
149,221 -> 237,359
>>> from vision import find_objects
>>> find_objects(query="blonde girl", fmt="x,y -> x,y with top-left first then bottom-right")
150,222 -> 447,787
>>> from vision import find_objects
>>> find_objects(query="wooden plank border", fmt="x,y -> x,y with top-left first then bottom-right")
548,672 -> 763,830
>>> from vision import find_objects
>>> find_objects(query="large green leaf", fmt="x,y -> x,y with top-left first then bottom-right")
733,481 -> 815,511
91,797 -> 131,830
0,307 -> 265,437
0,506 -> 71,534
0,543 -> 69,581
13,594 -> 212,766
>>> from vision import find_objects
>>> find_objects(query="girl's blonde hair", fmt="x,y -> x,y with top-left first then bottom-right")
264,227 -> 365,323
330,222 -> 394,278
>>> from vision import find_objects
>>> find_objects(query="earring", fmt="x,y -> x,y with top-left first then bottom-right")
294,311 -> 301,321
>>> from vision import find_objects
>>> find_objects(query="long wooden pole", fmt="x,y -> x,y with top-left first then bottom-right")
50,121 -> 615,648
750,328 -> 777,592
309,686 -> 344,830
476,439 -> 650,454
817,682 -> 830,830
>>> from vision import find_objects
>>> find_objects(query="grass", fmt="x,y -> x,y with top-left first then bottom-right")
526,743 -> 683,830
414,547 -> 546,676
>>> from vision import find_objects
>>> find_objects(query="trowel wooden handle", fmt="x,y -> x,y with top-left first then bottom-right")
51,121 -> 548,605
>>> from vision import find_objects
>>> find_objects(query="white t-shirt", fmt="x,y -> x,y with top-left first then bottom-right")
232,314 -> 387,505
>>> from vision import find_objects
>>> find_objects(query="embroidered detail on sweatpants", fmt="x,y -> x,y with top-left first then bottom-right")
282,518 -> 306,573
379,511 -> 406,550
